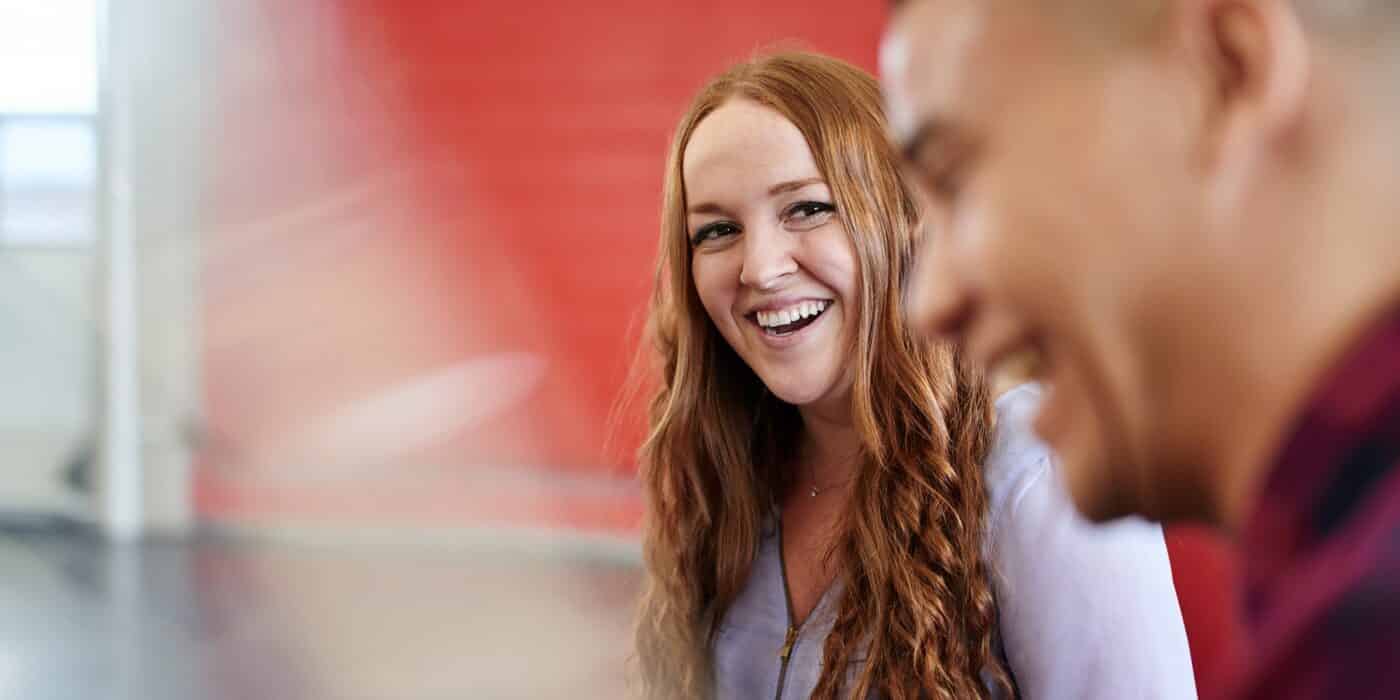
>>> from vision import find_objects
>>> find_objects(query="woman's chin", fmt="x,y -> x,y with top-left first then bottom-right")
758,372 -> 844,409
762,381 -> 824,407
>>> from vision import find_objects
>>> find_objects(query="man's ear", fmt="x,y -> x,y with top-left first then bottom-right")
1201,0 -> 1310,161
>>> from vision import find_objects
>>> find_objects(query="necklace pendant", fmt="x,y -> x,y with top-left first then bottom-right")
809,486 -> 819,497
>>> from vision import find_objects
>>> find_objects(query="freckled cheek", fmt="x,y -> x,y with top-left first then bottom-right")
808,227 -> 859,305
691,260 -> 742,338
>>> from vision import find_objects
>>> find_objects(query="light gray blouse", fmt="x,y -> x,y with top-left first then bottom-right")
712,383 -> 1197,699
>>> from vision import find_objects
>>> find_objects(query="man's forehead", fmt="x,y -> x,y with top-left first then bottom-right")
884,1 -> 1053,136
883,0 -> 995,139
888,0 -> 985,81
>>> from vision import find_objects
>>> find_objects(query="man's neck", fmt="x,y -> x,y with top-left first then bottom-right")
1205,222 -> 1400,532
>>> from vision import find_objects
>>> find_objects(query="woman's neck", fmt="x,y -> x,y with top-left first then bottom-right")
796,400 -> 862,486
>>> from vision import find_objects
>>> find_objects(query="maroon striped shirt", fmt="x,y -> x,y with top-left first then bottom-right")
1231,305 -> 1400,699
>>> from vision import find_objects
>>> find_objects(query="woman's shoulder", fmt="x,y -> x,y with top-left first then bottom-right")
978,386 -> 1197,699
982,382 -> 1055,521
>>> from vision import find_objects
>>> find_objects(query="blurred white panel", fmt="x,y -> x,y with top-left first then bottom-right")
0,0 -> 99,114
0,252 -> 95,428
0,0 -> 100,517
1,119 -> 96,185
0,118 -> 97,245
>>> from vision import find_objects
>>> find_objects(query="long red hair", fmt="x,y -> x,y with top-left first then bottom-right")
632,51 -> 1011,699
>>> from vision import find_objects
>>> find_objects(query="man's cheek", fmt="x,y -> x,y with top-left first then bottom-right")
957,199 -> 1018,292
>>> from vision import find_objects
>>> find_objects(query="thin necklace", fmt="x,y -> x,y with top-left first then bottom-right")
807,473 -> 856,497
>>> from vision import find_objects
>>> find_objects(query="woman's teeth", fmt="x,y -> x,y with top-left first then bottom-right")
756,300 -> 830,331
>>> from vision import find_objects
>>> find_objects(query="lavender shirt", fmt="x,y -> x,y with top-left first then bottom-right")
712,383 -> 1197,699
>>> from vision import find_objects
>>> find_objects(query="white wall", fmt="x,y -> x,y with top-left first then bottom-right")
0,2 -> 102,519
96,0 -> 209,536
0,0 -> 209,535
0,250 -> 96,516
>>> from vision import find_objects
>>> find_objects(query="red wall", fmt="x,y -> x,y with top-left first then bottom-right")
197,0 -> 1237,692
198,0 -> 885,530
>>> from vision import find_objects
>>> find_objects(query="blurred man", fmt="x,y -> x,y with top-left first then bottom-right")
882,1 -> 1400,698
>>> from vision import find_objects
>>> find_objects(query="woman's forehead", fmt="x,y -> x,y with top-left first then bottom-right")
682,101 -> 823,196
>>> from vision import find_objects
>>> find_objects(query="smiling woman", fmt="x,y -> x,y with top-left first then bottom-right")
633,52 -> 1006,700
632,51 -> 1196,700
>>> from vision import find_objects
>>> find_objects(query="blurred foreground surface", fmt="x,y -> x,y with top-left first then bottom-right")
0,525 -> 640,699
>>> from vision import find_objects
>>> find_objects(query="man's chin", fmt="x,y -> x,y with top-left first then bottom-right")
1059,455 -> 1148,523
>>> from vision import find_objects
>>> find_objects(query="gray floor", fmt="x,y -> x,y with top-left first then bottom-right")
0,524 -> 641,699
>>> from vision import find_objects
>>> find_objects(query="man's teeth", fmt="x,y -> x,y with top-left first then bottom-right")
756,301 -> 830,329
989,347 -> 1045,385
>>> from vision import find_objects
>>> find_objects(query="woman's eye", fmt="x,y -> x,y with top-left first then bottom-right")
785,201 -> 835,228
690,222 -> 738,247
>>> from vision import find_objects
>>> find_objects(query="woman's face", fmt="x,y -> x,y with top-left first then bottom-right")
683,99 -> 859,410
